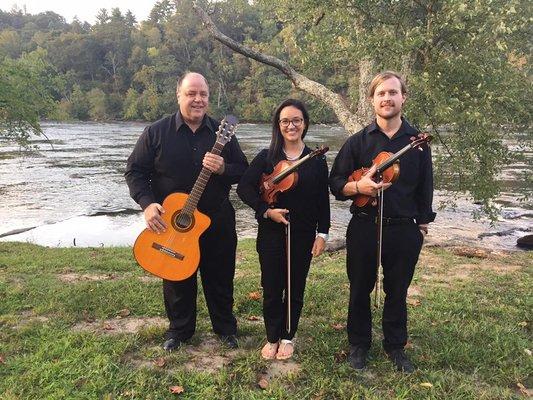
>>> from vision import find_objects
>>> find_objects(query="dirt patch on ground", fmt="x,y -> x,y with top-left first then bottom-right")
417,246 -> 521,288
124,334 -> 252,374
138,275 -> 160,283
57,272 -> 119,283
257,360 -> 301,389
72,316 -> 166,334
183,336 -> 243,373
407,285 -> 422,298
10,310 -> 50,329
455,262 -> 522,276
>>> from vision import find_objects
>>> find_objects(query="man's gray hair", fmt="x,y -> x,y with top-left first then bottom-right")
176,71 -> 209,91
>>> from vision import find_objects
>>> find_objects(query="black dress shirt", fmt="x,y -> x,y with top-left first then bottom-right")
237,147 -> 330,234
125,112 -> 248,215
329,118 -> 436,224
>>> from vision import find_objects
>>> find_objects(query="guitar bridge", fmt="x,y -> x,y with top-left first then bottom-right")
152,243 -> 185,260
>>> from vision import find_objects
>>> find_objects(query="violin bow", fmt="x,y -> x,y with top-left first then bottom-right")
286,212 -> 291,333
374,172 -> 384,308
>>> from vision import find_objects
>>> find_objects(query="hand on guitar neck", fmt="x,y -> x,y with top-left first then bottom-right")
342,164 -> 392,198
203,152 -> 225,175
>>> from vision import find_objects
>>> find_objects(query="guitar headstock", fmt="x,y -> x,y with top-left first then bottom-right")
216,115 -> 238,145
410,132 -> 432,149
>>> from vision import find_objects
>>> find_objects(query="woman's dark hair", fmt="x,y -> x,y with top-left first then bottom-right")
267,98 -> 310,164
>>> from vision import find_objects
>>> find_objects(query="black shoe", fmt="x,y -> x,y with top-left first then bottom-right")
387,349 -> 415,373
348,346 -> 368,370
218,334 -> 238,349
162,338 -> 183,351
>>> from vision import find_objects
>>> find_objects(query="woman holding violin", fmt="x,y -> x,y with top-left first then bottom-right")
329,71 -> 436,373
237,99 -> 330,360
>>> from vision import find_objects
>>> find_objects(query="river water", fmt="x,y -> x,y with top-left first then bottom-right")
0,121 -> 531,250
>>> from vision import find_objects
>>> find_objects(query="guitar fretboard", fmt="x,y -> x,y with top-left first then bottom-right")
182,140 -> 225,216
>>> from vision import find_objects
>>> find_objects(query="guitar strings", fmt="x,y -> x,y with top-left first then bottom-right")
160,120 -> 232,266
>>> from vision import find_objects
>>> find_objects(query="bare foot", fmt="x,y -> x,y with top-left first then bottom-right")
275,339 -> 294,360
261,341 -> 279,360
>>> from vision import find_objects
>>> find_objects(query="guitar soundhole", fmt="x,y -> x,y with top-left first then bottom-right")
172,211 -> 195,232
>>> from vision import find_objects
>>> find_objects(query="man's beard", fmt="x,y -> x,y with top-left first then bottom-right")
378,103 -> 401,120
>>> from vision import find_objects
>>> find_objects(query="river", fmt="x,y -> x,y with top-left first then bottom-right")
0,121 -> 530,251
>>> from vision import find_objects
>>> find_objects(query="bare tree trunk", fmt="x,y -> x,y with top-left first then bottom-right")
192,2 -> 363,134
356,59 -> 375,125
400,52 -> 414,86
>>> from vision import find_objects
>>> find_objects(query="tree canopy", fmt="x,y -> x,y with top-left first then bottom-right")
0,0 -> 530,217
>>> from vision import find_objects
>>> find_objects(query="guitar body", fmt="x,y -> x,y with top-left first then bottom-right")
133,192 -> 211,281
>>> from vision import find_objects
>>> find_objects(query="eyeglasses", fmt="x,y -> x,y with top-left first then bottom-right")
279,118 -> 304,127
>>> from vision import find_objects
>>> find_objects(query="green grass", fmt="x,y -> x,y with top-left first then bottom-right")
0,241 -> 531,399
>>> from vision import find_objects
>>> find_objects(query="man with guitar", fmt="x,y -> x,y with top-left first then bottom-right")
125,72 -> 248,351
329,71 -> 436,372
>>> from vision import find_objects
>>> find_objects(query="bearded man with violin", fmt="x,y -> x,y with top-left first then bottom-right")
125,72 -> 248,351
329,71 -> 436,373
237,99 -> 330,360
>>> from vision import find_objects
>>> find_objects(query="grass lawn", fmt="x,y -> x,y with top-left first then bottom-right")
0,240 -> 531,399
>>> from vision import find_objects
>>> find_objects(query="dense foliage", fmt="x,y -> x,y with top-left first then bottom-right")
0,0 -> 531,216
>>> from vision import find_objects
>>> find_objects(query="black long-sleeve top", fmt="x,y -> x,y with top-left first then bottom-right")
329,118 -> 436,225
125,112 -> 248,215
237,147 -> 331,234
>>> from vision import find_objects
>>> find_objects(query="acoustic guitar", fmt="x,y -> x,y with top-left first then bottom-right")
133,115 -> 238,281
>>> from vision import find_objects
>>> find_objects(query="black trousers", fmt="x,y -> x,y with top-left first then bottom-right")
346,216 -> 423,352
257,223 -> 315,343
163,202 -> 237,341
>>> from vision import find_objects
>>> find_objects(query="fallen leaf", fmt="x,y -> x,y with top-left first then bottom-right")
117,309 -> 131,318
312,389 -> 326,400
334,350 -> 347,362
0,355 -> 5,364
419,382 -> 433,388
331,323 -> 345,331
524,349 -> 532,356
153,357 -> 166,367
404,341 -> 414,349
518,321 -> 527,327
407,298 -> 421,307
169,385 -> 184,394
517,382 -> 533,397
248,291 -> 261,300
247,315 -> 260,321
103,323 -> 114,331
258,377 -> 269,389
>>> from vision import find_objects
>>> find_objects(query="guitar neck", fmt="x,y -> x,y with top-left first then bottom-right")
182,141 -> 225,215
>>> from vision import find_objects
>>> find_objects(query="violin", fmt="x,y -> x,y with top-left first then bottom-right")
260,146 -> 329,205
349,133 -> 432,207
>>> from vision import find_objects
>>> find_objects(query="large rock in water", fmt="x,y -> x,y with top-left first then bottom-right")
517,235 -> 533,250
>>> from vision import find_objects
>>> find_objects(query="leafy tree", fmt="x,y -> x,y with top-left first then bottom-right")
87,88 -> 108,120
194,0 -> 532,219
69,85 -> 90,119
0,51 -> 56,146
